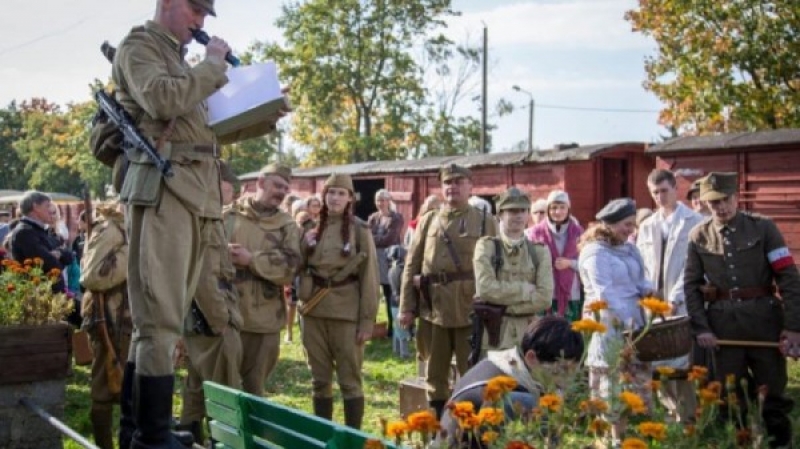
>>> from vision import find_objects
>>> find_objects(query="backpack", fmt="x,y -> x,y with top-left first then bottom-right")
90,106 -> 126,167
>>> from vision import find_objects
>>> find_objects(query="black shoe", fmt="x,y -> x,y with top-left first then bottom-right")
118,362 -> 136,449
343,397 -> 364,430
312,397 -> 334,421
130,374 -> 193,449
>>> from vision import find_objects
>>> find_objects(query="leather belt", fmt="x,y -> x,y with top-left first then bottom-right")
706,285 -> 776,302
424,271 -> 474,285
169,142 -> 219,156
312,274 -> 359,288
505,312 -> 536,318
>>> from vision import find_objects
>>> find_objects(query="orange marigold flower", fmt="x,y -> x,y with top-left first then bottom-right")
687,366 -> 708,382
477,407 -> 504,426
481,430 -> 499,445
579,398 -> 609,414
449,401 -> 475,420
538,394 -> 562,412
621,437 -> 648,449
637,421 -> 666,441
639,297 -> 671,316
684,424 -> 696,437
588,418 -> 610,435
48,268 -> 61,278
571,319 -> 607,334
736,428 -> 752,445
1,259 -> 18,267
458,414 -> 481,431
483,376 -> 517,402
6,283 -> 14,293
406,410 -> 439,433
23,258 -> 33,265
655,366 -> 676,377
586,300 -> 608,312
32,257 -> 43,265
650,380 -> 661,392
505,441 -> 536,449
363,439 -> 385,449
619,391 -> 647,415
31,276 -> 41,285
385,421 -> 408,438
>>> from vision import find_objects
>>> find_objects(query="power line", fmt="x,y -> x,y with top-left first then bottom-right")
517,102 -> 660,114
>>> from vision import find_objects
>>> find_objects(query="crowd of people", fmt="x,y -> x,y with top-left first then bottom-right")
1,1 -> 797,448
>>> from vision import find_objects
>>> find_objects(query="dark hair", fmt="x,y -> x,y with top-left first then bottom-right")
19,190 -> 51,216
520,316 -> 583,363
646,169 -> 676,187
307,186 -> 354,257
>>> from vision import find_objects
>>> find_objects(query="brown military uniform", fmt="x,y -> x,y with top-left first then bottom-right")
400,198 -> 497,403
685,173 -> 800,446
225,196 -> 301,396
80,206 -> 132,449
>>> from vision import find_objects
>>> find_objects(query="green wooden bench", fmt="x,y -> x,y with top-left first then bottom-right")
203,382 -> 399,449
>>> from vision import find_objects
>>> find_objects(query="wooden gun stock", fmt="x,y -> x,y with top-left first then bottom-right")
95,293 -> 123,395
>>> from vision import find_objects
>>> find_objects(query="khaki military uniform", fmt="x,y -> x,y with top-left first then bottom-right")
180,218 -> 244,425
80,207 -> 132,449
400,205 -> 497,402
298,215 -> 379,400
473,235 -> 553,353
686,211 -> 800,445
113,20 -> 276,376
225,197 -> 301,396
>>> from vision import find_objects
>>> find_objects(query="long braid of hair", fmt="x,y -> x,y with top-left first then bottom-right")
340,202 -> 353,257
307,196 -> 330,257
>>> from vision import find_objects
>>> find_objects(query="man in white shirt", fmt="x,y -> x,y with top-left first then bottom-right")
637,169 -> 704,423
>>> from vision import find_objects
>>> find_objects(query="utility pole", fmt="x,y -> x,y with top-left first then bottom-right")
512,85 -> 535,152
480,24 -> 488,154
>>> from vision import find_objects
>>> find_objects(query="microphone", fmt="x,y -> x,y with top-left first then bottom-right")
190,28 -> 240,67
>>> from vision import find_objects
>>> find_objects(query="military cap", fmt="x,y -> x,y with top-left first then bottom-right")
260,163 -> 292,183
439,163 -> 472,182
596,198 -> 636,224
218,159 -> 238,184
189,0 -> 216,16
495,187 -> 531,211
686,178 -> 703,201
324,173 -> 354,192
699,172 -> 738,201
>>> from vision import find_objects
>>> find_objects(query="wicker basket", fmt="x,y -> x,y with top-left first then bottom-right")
626,315 -> 692,362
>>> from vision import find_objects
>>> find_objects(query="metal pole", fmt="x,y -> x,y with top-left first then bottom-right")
481,25 -> 488,154
527,98 -> 534,152
20,398 -> 100,449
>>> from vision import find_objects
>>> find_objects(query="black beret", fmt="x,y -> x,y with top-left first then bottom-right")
596,198 -> 636,224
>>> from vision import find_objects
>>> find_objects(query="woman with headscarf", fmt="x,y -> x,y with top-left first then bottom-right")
367,189 -> 405,339
527,190 -> 584,321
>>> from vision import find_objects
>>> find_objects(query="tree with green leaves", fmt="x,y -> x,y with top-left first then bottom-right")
0,102 -> 27,190
626,1 -> 800,134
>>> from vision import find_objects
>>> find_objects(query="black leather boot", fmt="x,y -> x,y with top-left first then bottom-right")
343,397 -> 365,430
118,362 -> 136,449
429,400 -> 446,420
130,374 -> 193,449
312,397 -> 334,421
91,402 -> 114,449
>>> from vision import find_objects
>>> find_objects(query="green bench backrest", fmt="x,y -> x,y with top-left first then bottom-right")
203,382 -> 399,449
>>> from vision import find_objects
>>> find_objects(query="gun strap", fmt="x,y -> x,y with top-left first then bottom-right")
437,216 -> 464,272
492,238 -> 504,277
480,206 -> 487,236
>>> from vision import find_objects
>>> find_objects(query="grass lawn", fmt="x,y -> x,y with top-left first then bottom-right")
63,321 -> 800,448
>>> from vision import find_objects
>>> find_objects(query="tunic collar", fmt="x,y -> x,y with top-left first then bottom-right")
144,20 -> 184,58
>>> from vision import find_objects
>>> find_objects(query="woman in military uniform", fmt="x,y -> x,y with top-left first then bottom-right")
473,187 -> 553,357
297,173 -> 379,429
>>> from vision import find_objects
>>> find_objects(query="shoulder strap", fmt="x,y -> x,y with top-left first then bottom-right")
492,237 -> 504,277
480,207 -> 488,236
224,212 -> 237,240
525,241 -> 539,270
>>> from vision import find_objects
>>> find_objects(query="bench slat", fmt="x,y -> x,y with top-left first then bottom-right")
209,420 -> 247,449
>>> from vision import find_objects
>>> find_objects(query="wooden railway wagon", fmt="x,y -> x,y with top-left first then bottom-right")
647,128 -> 800,262
240,142 -> 651,226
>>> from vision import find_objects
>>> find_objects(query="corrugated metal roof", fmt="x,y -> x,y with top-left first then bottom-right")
238,141 -> 642,180
646,129 -> 800,154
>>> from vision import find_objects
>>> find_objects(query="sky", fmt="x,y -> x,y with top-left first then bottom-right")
0,0 -> 666,154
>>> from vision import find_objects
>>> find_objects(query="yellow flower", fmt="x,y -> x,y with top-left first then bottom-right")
48,268 -> 61,278
586,300 -> 608,312
385,421 -> 408,438
477,407 -> 504,426
639,297 -> 671,316
687,365 -> 708,382
637,421 -> 666,441
483,376 -> 517,402
588,418 -> 610,435
481,430 -> 499,445
458,414 -> 481,430
579,398 -> 609,414
655,366 -> 676,377
406,410 -> 439,433
621,437 -> 648,449
449,401 -> 475,419
698,387 -> 721,407
650,380 -> 661,392
619,391 -> 647,414
538,394 -> 562,412
32,257 -> 43,266
571,319 -> 607,334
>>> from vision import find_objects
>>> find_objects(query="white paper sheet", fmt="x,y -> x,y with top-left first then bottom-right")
207,61 -> 283,128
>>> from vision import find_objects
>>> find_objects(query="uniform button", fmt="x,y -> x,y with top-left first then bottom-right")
727,253 -> 733,257
729,264 -> 734,269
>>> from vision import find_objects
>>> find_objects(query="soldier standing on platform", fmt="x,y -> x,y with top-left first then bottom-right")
112,1 -> 288,447
225,163 -> 300,396
178,160 -> 243,444
298,173 -> 379,429
685,172 -> 800,447
472,187 -> 552,357
399,164 -> 497,419
80,202 -> 131,449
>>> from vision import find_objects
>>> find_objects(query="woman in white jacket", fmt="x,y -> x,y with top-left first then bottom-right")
636,169 -> 704,423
